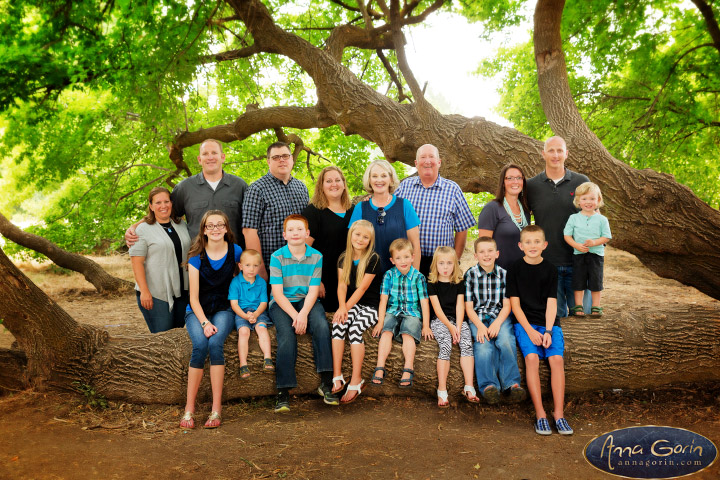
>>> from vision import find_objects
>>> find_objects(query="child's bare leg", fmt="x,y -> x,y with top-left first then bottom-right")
400,334 -> 416,382
349,342 -> 365,385
548,355 -> 566,419
184,367 -> 203,413
373,331 -> 393,383
209,364 -> 225,414
573,291 -> 585,310
591,291 -> 601,307
237,327 -> 251,366
256,326 -> 272,360
460,355 -> 475,388
437,359 -> 450,391
524,354 -> 546,419
332,338 -> 345,379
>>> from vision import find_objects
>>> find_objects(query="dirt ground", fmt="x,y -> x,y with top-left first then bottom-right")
1,248 -> 719,479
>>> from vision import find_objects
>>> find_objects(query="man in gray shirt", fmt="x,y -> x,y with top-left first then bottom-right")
527,136 -> 590,318
126,139 -> 247,244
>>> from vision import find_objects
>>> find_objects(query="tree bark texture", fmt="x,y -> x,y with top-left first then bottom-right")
0,212 -> 132,293
165,0 -> 720,300
3,306 -> 719,403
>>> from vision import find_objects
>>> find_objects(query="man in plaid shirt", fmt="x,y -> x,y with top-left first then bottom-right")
242,142 -> 309,280
396,144 -> 476,275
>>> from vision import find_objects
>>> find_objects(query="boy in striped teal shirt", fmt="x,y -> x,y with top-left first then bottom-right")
269,214 -> 337,412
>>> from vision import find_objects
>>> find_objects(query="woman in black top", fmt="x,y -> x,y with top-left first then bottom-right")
303,166 -> 354,312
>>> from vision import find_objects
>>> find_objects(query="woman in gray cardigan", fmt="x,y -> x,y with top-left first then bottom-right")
130,187 -> 191,333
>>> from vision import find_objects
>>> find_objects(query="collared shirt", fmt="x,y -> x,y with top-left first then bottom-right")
526,168 -> 589,267
171,171 -> 247,240
564,212 -> 612,256
381,266 -> 428,317
228,274 -> 268,311
464,263 -> 506,319
396,175 -> 475,256
242,172 -> 309,269
269,244 -> 322,304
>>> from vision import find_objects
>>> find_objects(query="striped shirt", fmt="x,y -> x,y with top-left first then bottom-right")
464,263 -> 506,319
242,172 -> 309,269
381,266 -> 428,318
396,175 -> 476,257
269,244 -> 322,304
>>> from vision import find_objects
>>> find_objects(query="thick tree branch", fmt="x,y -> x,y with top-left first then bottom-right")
0,212 -> 132,293
691,0 -> 720,53
388,0 -> 424,102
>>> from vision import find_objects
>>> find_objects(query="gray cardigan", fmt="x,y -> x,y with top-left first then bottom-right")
129,220 -> 191,311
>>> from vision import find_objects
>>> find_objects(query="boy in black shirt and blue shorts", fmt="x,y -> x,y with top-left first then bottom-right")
506,225 -> 573,436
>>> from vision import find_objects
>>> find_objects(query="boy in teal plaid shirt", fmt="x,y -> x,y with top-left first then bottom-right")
371,238 -> 430,388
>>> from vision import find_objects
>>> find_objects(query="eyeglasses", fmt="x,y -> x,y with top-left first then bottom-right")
205,223 -> 226,230
269,154 -> 292,162
505,176 -> 523,182
377,207 -> 386,225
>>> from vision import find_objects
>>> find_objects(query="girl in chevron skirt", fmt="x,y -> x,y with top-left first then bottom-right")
330,220 -> 383,404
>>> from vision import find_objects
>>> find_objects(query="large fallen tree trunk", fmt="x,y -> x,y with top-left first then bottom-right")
0,211 -> 131,293
2,245 -> 719,402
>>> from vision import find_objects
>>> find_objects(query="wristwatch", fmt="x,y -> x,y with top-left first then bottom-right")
201,320 -> 209,328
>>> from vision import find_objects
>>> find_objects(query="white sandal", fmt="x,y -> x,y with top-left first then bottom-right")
437,389 -> 450,408
463,385 -> 480,404
331,374 -> 346,393
341,380 -> 364,404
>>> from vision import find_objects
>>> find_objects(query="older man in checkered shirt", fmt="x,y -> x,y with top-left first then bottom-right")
395,144 -> 476,276
242,142 -> 309,280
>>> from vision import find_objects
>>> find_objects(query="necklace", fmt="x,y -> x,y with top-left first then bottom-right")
503,198 -> 527,231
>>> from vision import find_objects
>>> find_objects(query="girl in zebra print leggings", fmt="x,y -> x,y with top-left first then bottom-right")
428,246 -> 478,407
331,220 -> 383,404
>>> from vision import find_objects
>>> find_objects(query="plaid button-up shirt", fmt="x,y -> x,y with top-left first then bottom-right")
242,172 -> 309,269
396,175 -> 476,257
464,263 -> 506,319
381,266 -> 428,317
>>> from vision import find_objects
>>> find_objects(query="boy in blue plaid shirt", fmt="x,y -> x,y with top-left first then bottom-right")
464,237 -> 525,405
371,238 -> 430,388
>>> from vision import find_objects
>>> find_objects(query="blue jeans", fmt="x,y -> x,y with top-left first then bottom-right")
469,315 -> 522,391
136,291 -> 188,333
270,298 -> 332,389
556,266 -> 591,317
185,309 -> 235,369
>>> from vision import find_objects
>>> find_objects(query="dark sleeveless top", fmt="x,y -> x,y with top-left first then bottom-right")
198,243 -> 236,315
361,198 -> 407,273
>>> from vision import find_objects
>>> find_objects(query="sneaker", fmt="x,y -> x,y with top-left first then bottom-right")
274,391 -> 290,413
508,385 -> 527,404
482,385 -> 501,405
317,384 -> 340,406
535,418 -> 552,435
555,417 -> 574,435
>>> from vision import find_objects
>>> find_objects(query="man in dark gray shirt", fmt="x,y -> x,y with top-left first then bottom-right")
126,139 -> 247,244
527,136 -> 589,318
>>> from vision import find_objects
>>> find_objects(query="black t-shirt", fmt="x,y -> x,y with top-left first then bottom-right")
302,203 -> 354,311
160,221 -> 185,294
427,280 -> 465,320
338,252 -> 382,309
505,258 -> 559,326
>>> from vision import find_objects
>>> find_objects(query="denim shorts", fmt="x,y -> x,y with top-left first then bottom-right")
235,311 -> 271,331
513,323 -> 564,359
382,313 -> 422,344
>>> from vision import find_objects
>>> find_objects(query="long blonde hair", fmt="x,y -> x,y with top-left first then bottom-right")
339,220 -> 377,288
428,246 -> 463,284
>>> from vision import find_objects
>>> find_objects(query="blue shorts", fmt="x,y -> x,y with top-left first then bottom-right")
513,323 -> 564,359
382,313 -> 422,344
235,311 -> 272,331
